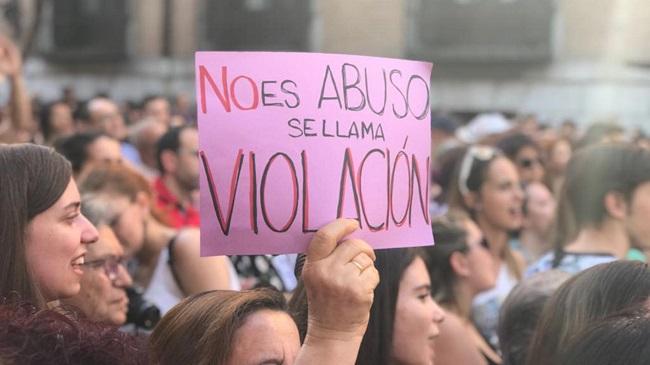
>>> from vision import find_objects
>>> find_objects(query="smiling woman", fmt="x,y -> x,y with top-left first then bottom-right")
0,144 -> 98,307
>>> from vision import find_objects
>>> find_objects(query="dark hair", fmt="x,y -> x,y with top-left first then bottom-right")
498,270 -> 570,365
568,144 -> 650,227
0,301 -> 148,364
577,122 -> 625,149
39,101 -> 68,141
142,94 -> 168,109
54,132 -> 105,175
431,115 -> 459,134
155,125 -> 191,173
288,248 -> 420,365
73,100 -> 90,124
431,146 -> 466,204
149,288 -> 287,365
551,144 -> 650,266
557,308 -> 650,365
0,144 -> 72,307
496,133 -> 540,161
526,261 -> 650,365
425,214 -> 470,309
447,145 -> 523,279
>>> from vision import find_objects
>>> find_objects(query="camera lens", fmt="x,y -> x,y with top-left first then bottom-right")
126,286 -> 161,330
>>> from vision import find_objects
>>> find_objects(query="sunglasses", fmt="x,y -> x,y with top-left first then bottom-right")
479,237 -> 490,250
517,157 -> 543,169
458,145 -> 499,196
465,237 -> 490,253
81,255 -> 127,283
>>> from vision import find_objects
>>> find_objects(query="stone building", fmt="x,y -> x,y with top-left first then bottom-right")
2,0 -> 650,129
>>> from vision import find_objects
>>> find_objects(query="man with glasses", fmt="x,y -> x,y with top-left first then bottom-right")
154,125 -> 200,228
62,224 -> 133,326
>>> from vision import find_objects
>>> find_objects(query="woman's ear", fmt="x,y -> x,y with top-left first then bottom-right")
449,251 -> 471,278
160,149 -> 178,175
463,191 -> 481,211
604,191 -> 628,220
135,191 -> 151,215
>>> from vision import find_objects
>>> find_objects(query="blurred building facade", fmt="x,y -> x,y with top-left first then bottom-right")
3,0 -> 650,129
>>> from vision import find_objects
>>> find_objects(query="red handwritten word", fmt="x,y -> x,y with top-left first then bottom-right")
199,148 -> 430,236
199,65 -> 300,113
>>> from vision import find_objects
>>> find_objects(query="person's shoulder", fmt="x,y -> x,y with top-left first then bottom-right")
525,252 -> 555,277
439,311 -> 469,337
568,252 -> 616,271
171,228 -> 200,256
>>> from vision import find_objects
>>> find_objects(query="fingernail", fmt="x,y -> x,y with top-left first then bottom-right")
345,217 -> 360,225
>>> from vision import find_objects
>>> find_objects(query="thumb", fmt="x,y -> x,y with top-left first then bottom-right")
306,218 -> 359,262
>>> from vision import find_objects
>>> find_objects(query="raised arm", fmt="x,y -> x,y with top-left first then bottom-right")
0,36 -> 33,133
294,218 -> 380,365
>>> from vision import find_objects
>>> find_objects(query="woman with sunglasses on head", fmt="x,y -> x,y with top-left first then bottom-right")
425,212 -> 500,365
447,144 -> 525,349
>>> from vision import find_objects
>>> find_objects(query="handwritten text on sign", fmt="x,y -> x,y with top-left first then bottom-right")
196,52 -> 433,256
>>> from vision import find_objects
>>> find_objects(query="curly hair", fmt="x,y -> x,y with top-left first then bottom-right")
0,300 -> 148,365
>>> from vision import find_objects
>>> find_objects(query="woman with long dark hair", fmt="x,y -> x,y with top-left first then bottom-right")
0,144 -> 98,307
447,145 -> 525,348
426,213 -> 500,365
290,247 -> 445,365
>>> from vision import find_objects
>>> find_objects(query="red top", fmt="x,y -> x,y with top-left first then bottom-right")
153,177 -> 200,228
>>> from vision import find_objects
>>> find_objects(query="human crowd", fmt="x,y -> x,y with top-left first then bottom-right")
2,34 -> 650,365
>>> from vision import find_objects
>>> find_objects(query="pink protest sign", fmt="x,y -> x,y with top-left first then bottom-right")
196,51 -> 433,256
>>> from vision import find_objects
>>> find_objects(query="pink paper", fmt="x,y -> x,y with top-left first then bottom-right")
196,51 -> 434,256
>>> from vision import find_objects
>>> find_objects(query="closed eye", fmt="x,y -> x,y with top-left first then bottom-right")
65,213 -> 80,223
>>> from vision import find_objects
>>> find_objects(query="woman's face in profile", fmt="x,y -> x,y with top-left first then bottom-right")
24,178 -> 98,301
476,157 -> 524,232
392,257 -> 445,365
226,309 -> 300,365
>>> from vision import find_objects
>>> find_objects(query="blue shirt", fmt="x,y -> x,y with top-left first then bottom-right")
526,251 -> 616,278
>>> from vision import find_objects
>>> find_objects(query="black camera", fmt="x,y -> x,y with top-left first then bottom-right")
126,286 -> 161,330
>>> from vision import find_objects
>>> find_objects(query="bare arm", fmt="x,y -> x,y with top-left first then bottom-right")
0,36 -> 33,133
171,228 -> 233,295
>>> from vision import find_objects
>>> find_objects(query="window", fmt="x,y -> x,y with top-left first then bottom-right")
202,0 -> 312,51
407,0 -> 555,64
47,0 -> 128,63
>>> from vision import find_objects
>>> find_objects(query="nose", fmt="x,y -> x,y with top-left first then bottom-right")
432,299 -> 445,324
80,213 -> 99,245
514,184 -> 525,202
113,262 -> 133,288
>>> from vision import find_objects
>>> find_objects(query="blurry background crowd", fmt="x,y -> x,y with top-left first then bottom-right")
2,1 -> 650,365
